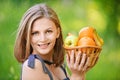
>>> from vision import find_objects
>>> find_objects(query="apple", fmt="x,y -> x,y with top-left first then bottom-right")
64,33 -> 78,47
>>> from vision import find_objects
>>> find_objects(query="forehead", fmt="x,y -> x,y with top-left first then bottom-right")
32,18 -> 57,31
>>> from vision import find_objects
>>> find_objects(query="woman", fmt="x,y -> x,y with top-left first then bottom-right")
14,3 -> 98,80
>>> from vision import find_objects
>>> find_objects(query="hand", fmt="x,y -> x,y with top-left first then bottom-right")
66,50 -> 99,80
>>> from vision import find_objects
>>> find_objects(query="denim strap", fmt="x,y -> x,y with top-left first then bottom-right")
28,54 -> 53,80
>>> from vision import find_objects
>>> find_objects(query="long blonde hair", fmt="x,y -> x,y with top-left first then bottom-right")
14,3 -> 64,67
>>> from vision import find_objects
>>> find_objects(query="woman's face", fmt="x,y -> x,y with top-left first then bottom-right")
30,18 -> 60,56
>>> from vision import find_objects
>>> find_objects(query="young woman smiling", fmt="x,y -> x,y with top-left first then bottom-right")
14,3 -> 99,80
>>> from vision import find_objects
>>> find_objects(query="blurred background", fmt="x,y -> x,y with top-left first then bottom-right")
0,0 -> 120,80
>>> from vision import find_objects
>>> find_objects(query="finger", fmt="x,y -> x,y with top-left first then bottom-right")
70,50 -> 75,67
74,51 -> 81,68
66,53 -> 70,66
66,54 -> 70,63
78,53 -> 87,71
67,50 -> 71,57
83,56 -> 90,70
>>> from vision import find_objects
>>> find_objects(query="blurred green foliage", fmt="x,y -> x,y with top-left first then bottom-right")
0,0 -> 120,80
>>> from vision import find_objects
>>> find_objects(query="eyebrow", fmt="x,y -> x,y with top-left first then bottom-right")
46,26 -> 56,29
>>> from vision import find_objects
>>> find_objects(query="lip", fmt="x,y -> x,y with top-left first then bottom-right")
38,43 -> 50,49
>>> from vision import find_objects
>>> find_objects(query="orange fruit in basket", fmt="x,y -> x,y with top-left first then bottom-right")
77,37 -> 96,54
78,26 -> 95,40
78,37 -> 96,46
78,26 -> 104,47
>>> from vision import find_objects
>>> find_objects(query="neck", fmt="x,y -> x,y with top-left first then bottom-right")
32,50 -> 53,62
41,54 -> 53,61
43,59 -> 54,65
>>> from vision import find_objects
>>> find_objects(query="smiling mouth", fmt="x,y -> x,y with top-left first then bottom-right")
38,43 -> 50,49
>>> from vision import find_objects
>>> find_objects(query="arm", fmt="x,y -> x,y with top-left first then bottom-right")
66,50 -> 99,80
22,59 -> 50,80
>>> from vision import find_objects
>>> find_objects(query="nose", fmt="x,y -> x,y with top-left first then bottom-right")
39,33 -> 46,42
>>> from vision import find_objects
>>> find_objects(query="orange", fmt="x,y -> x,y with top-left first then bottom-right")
78,37 -> 96,46
78,27 -> 95,40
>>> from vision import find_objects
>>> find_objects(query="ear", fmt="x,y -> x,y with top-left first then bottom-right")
56,28 -> 60,38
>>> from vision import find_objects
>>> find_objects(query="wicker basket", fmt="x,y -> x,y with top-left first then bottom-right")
64,45 -> 102,67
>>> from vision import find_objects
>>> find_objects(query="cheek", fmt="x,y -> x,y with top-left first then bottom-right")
30,36 -> 37,45
30,39 -> 34,48
50,37 -> 57,47
31,36 -> 38,42
47,34 -> 57,46
48,33 -> 58,41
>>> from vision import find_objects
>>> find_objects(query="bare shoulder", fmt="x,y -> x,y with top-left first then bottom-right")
22,59 -> 49,80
